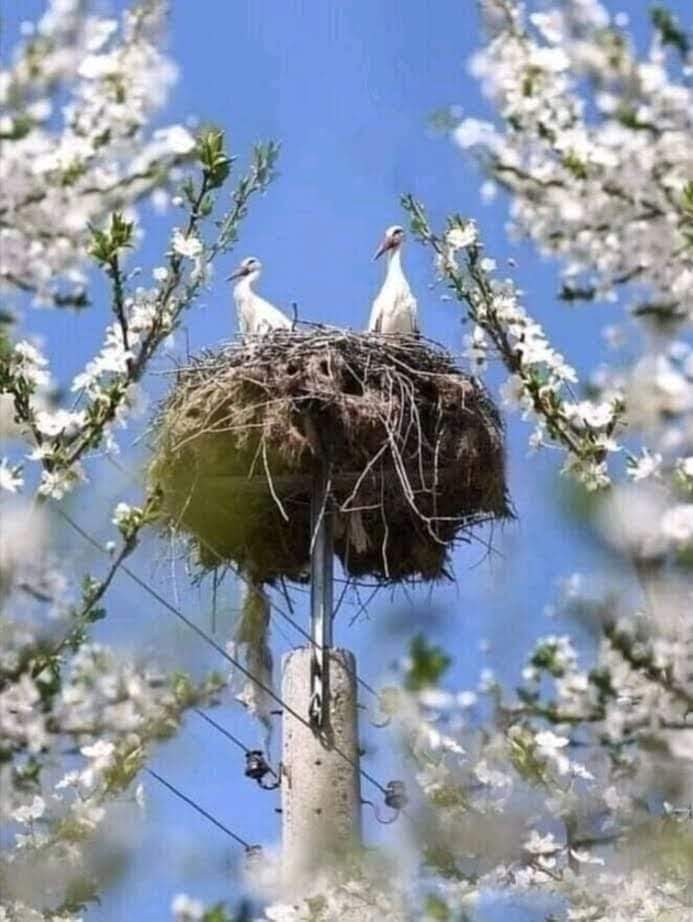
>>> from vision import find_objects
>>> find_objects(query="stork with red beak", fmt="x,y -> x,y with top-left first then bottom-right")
368,225 -> 418,334
227,257 -> 292,335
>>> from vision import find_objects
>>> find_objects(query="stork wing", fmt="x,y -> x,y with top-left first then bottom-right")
254,297 -> 291,332
267,305 -> 292,329
410,296 -> 419,336
367,297 -> 383,333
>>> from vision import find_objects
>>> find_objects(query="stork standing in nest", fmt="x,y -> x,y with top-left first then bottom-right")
368,225 -> 419,335
228,257 -> 292,336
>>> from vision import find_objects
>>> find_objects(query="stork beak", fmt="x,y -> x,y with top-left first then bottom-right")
373,237 -> 393,261
226,267 -> 246,281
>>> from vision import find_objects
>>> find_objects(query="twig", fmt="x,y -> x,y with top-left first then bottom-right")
262,437 -> 289,522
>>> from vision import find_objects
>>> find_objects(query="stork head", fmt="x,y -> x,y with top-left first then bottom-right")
373,225 -> 405,261
227,256 -> 262,282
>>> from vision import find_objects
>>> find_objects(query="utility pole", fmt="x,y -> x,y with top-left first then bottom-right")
280,465 -> 362,889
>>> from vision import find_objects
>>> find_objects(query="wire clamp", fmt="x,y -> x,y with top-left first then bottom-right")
308,687 -> 323,729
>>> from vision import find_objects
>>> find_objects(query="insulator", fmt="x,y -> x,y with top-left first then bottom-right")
245,750 -> 271,783
245,844 -> 263,867
384,780 -> 407,811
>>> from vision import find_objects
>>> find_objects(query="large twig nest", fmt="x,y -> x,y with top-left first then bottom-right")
148,327 -> 510,584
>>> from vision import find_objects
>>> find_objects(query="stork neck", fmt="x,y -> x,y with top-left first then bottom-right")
386,246 -> 404,280
234,274 -> 256,298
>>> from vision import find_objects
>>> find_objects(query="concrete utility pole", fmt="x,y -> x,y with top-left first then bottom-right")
280,466 -> 362,889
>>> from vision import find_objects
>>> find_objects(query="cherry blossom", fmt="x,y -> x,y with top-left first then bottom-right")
3,3 -> 693,921
0,459 -> 23,493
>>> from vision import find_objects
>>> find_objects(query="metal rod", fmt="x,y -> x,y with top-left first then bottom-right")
309,463 -> 334,729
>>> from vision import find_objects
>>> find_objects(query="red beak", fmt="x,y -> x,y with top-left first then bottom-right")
226,267 -> 247,281
373,236 -> 394,261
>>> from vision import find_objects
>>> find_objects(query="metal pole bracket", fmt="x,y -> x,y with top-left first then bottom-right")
309,463 -> 333,731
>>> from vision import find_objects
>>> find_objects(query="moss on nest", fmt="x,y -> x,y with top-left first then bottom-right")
148,327 -> 510,584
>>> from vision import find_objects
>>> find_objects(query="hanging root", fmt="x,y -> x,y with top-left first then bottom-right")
231,574 -> 274,742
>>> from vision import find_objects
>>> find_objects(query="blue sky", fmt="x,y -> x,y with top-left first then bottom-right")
4,1 -> 691,919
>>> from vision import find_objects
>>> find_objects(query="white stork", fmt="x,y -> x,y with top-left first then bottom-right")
368,225 -> 418,335
228,257 -> 292,335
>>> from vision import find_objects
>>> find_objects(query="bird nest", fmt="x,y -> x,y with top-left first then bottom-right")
148,328 -> 510,584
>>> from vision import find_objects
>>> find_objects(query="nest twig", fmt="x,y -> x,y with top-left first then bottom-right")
148,327 -> 510,584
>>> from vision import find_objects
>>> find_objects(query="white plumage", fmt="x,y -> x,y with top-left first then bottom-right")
228,257 -> 292,336
368,225 -> 418,334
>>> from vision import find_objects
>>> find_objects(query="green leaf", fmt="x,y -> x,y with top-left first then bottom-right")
61,160 -> 88,187
88,212 -> 134,266
86,606 -> 107,623
530,640 -> 566,677
559,282 -> 596,302
251,140 -> 280,189
401,193 -> 430,241
405,634 -> 452,691
508,725 -> 549,785
59,875 -> 102,914
615,105 -> 657,133
650,5 -> 690,56
427,107 -> 459,133
199,193 -> 214,217
0,114 -> 33,141
202,906 -> 235,922
13,757 -> 42,790
424,894 -> 451,920
681,181 -> 693,216
423,843 -> 465,880
109,212 -> 134,250
631,300 -> 686,326
562,152 -> 588,180
197,127 -> 232,189
181,176 -> 197,204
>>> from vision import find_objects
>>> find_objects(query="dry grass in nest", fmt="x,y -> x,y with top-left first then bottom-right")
148,327 -> 511,584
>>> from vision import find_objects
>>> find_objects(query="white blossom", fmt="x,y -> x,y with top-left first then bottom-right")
627,449 -> 662,482
535,730 -> 571,775
569,848 -> 604,866
10,341 -> 52,389
171,229 -> 203,260
11,795 -> 46,824
38,464 -> 85,500
171,895 -> 205,922
445,221 -> 478,250
0,459 -> 23,493
34,408 -> 86,437
0,0 -> 192,304
154,125 -> 196,155
660,504 -> 693,548
524,829 -> 560,856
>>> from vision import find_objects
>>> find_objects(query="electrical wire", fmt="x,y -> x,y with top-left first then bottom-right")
192,707 -> 251,755
58,508 -> 390,797
145,768 -> 253,849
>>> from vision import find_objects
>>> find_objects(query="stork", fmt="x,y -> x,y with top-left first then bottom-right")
228,257 -> 292,335
368,225 -> 418,335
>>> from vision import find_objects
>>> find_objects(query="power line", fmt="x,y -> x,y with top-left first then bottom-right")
192,707 -> 251,755
145,768 -> 253,849
58,509 -> 389,797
